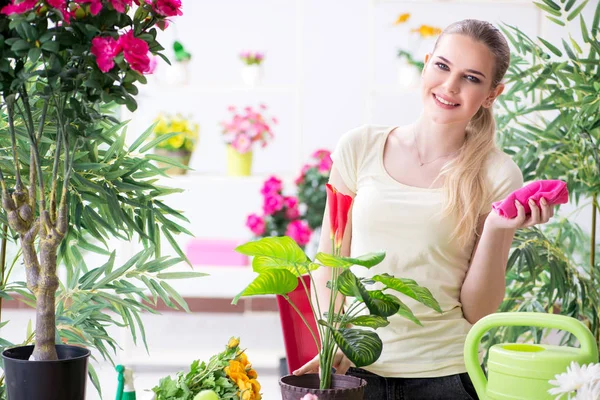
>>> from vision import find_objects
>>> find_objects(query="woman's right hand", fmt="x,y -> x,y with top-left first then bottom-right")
292,350 -> 354,376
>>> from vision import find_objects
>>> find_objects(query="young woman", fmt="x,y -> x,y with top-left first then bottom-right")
293,19 -> 556,400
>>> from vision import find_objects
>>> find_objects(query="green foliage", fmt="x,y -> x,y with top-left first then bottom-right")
492,0 -> 600,353
295,152 -> 331,231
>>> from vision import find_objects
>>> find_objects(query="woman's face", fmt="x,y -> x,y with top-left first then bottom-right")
420,33 -> 503,125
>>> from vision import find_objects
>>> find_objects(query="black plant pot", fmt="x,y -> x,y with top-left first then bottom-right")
2,345 -> 90,400
280,373 -> 367,400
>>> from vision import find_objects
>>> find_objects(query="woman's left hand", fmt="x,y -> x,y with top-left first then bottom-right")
486,198 -> 555,231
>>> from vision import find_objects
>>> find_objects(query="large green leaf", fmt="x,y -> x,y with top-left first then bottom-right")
252,258 -> 319,277
372,273 -> 442,313
339,252 -> 386,268
231,269 -> 298,305
386,294 -> 423,326
236,236 -> 308,263
336,269 -> 361,297
332,328 -> 382,368
316,252 -> 352,268
364,290 -> 400,318
347,315 -> 390,329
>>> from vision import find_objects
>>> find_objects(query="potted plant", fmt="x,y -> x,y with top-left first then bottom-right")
152,113 -> 199,175
233,184 -> 441,399
220,104 -> 276,177
239,51 -> 264,87
483,0 -> 600,353
152,337 -> 263,400
246,175 -> 312,249
294,149 -> 332,256
0,0 -> 204,398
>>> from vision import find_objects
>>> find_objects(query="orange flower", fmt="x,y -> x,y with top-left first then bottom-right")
247,368 -> 258,379
411,25 -> 442,38
394,13 -> 410,25
236,351 -> 252,369
225,360 -> 247,382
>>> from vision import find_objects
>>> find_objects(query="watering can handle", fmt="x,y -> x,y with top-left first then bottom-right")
464,312 -> 598,399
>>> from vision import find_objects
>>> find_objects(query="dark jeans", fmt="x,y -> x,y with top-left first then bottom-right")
346,367 -> 479,400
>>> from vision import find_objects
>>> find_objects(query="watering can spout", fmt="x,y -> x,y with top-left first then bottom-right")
464,312 -> 598,400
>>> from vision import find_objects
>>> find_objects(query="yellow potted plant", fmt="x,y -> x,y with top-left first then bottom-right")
153,113 -> 199,175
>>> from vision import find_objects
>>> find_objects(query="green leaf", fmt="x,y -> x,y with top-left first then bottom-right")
316,252 -> 352,268
332,328 -> 382,368
160,281 -> 190,312
564,0 -> 576,11
156,271 -> 208,279
386,294 -> 423,326
236,236 -> 308,263
534,1 -> 562,16
364,290 -> 401,318
129,122 -> 158,152
161,227 -> 190,266
348,315 -> 390,329
538,37 -> 563,56
546,15 -> 566,26
41,40 -> 59,53
372,273 -> 442,313
11,39 -> 30,52
338,252 -> 386,268
541,0 -> 562,10
336,269 -> 361,297
232,269 -> 299,305
567,0 -> 588,20
139,132 -> 181,153
28,47 -> 41,63
252,259 -> 318,277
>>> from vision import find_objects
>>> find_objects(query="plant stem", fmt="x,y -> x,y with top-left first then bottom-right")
592,193 -> 597,276
283,295 -> 320,352
0,223 -> 7,323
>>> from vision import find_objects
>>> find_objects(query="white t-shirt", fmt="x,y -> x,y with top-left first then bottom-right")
330,125 -> 524,378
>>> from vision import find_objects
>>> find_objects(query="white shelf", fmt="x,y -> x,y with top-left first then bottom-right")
140,85 -> 297,97
155,172 -> 297,186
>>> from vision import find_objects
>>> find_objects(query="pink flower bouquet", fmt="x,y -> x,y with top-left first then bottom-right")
239,51 -> 265,66
246,176 -> 312,248
221,105 -> 277,154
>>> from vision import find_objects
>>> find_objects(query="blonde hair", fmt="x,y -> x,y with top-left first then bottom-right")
434,20 -> 511,246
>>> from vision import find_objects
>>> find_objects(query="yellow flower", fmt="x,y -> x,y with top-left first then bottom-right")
228,337 -> 240,349
247,368 -> 258,379
394,13 -> 410,25
167,134 -> 185,149
225,360 -> 247,382
249,378 -> 261,394
411,24 -> 442,38
236,351 -> 252,369
170,120 -> 187,133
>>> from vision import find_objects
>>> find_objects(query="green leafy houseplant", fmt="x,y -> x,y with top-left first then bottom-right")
488,0 -> 600,352
232,184 -> 441,391
0,0 -> 205,395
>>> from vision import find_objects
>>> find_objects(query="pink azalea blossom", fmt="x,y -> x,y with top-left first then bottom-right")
260,176 -> 282,196
259,103 -> 267,110
263,194 -> 284,215
227,105 -> 236,112
311,149 -> 331,160
118,31 -> 151,74
231,134 -> 252,154
152,0 -> 182,17
47,0 -> 65,9
79,0 -> 102,15
147,55 -> 158,74
1,0 -> 37,15
294,164 -> 311,185
109,0 -> 132,12
246,214 -> 265,236
286,220 -> 312,246
284,196 -> 300,220
318,156 -> 332,174
91,36 -> 121,73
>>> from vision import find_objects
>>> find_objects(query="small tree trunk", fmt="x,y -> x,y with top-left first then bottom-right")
31,240 -> 59,361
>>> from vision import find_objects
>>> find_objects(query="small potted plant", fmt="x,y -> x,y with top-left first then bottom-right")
295,149 -> 332,256
239,50 -> 265,87
220,104 -> 276,176
152,113 -> 199,175
233,184 -> 441,399
246,175 -> 312,248
152,337 -> 263,400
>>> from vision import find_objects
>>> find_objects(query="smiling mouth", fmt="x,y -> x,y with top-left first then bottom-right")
433,94 -> 460,107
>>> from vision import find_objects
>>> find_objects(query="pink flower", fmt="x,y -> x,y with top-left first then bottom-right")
263,194 -> 284,215
47,0 -> 65,9
109,0 -> 132,12
246,214 -> 265,236
286,220 -> 312,246
91,36 -> 121,73
152,0 -> 182,17
79,0 -> 102,15
118,31 -> 151,74
311,149 -> 331,160
294,164 -> 311,185
284,197 -> 300,220
147,55 -> 158,74
1,0 -> 37,15
231,135 -> 252,154
227,105 -> 236,112
300,395 -> 319,400
318,156 -> 332,174
260,176 -> 282,196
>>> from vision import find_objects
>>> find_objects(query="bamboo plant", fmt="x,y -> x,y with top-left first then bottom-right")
488,0 -> 600,351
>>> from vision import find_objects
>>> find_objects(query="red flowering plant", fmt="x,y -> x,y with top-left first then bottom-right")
246,176 -> 312,248
234,184 -> 441,390
0,0 -> 190,368
295,149 -> 332,231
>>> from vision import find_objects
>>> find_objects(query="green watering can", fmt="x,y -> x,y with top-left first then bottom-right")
464,312 -> 598,400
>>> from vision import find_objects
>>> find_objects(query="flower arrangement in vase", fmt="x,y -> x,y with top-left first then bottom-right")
239,51 -> 265,87
393,13 -> 442,89
152,337 -> 262,400
234,184 -> 441,399
220,104 -> 276,176
246,176 -> 312,248
153,113 -> 199,175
